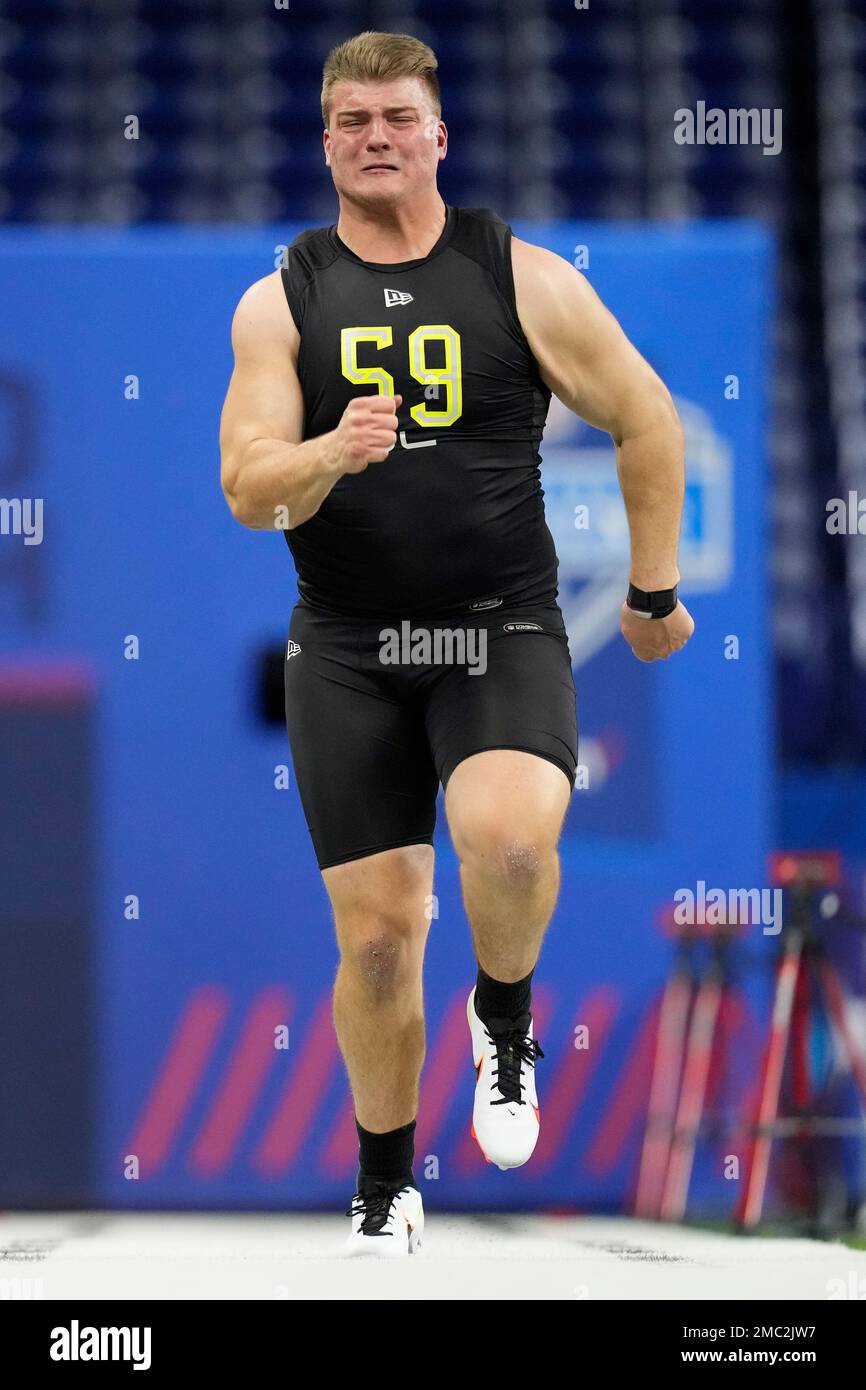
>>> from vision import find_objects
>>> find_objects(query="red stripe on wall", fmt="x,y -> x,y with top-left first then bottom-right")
126,985 -> 229,1174
189,986 -> 293,1177
318,1094 -> 358,1179
526,986 -> 619,1175
0,660 -> 96,703
253,995 -> 339,1177
584,994 -> 658,1175
416,992 -> 475,1158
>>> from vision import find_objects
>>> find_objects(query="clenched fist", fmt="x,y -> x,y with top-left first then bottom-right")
620,598 -> 695,662
333,394 -> 402,474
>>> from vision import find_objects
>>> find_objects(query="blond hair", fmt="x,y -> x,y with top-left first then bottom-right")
321,31 -> 441,128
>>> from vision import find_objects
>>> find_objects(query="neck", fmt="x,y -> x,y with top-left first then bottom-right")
335,192 -> 447,263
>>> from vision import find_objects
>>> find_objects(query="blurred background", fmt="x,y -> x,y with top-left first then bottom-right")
0,0 -> 864,1234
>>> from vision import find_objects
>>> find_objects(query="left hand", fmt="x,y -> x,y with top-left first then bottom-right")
620,598 -> 695,663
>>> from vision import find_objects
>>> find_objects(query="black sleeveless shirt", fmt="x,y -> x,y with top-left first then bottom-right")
280,203 -> 558,619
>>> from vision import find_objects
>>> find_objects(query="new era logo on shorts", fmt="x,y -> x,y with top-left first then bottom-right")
503,622 -> 543,632
286,640 -> 301,661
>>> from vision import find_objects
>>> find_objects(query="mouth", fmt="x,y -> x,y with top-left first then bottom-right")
362,163 -> 398,173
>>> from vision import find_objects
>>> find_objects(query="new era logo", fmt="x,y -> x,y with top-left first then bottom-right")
384,288 -> 414,307
286,640 -> 301,661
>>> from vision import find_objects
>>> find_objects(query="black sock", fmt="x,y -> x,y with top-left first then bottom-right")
356,1117 -> 417,1192
474,964 -> 534,1024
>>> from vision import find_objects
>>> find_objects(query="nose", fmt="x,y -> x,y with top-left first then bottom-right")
365,120 -> 391,149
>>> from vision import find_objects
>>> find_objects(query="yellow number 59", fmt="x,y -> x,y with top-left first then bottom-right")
341,324 -> 463,429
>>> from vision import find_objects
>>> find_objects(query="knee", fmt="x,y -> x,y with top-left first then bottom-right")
339,916 -> 424,1000
500,839 -> 545,888
326,846 -> 434,1000
455,823 -> 552,890
353,932 -> 403,997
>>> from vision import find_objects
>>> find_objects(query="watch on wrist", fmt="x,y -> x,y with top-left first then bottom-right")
626,582 -> 678,620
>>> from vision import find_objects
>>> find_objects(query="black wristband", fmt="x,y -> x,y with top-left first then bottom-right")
626,582 -> 678,619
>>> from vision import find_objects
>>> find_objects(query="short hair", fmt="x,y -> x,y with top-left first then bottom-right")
321,31 -> 441,128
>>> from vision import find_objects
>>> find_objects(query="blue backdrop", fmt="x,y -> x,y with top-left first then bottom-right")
0,220 -> 773,1211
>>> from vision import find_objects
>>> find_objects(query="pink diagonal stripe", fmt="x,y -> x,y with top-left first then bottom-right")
319,1092 -> 358,1179
526,985 -> 619,1175
585,993 -> 659,1175
254,994 -> 339,1176
126,984 -> 229,1174
452,987 -> 555,1175
0,660 -> 96,703
189,986 -> 293,1177
416,990 -> 476,1156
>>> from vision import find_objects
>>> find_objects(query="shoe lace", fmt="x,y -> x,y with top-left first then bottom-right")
345,1180 -> 410,1235
485,1012 -> 544,1105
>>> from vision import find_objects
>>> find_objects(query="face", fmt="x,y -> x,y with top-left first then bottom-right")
323,76 -> 447,208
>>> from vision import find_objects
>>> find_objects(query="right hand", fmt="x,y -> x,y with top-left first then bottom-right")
333,394 -> 402,474
620,598 -> 695,663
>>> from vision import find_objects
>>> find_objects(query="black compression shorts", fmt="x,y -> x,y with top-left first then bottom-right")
283,596 -> 579,870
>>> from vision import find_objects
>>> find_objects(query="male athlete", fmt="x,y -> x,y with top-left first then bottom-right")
220,32 -> 694,1255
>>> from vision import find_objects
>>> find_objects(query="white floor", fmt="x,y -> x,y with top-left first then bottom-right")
2,1211 -> 865,1299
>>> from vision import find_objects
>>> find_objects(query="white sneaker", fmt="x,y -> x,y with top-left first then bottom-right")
467,986 -> 543,1170
344,1180 -> 424,1256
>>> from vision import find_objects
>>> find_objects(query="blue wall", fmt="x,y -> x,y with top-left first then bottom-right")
0,221 -> 774,1210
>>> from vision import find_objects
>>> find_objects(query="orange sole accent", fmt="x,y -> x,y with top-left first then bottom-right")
470,1120 -> 493,1165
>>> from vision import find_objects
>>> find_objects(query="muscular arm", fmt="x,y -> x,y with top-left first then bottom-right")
511,238 -> 685,592
219,272 -> 337,530
219,272 -> 400,531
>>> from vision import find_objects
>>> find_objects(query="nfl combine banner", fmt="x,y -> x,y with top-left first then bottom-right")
0,221 -> 772,1211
